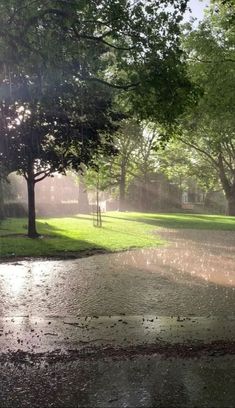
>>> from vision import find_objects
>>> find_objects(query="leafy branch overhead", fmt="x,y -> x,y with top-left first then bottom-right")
0,0 -> 193,236
0,0 -> 193,122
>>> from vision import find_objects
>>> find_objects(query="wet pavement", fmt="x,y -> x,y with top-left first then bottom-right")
0,228 -> 235,406
1,354 -> 234,408
0,229 -> 234,317
0,316 -> 234,354
0,315 -> 234,408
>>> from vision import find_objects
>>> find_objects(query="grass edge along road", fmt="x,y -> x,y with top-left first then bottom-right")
0,212 -> 235,259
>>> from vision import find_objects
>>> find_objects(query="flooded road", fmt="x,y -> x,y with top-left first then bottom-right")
0,228 -> 235,407
0,229 -> 234,317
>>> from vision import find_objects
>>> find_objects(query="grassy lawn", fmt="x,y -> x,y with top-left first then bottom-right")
0,212 -> 235,259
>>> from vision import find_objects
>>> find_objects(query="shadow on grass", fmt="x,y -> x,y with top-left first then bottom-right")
104,213 -> 235,231
36,213 -> 97,221
0,220 -> 109,260
45,213 -> 112,224
70,214 -> 112,224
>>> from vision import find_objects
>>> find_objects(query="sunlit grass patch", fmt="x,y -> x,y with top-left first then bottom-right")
0,211 -> 234,259
106,212 -> 235,230
0,213 -> 163,258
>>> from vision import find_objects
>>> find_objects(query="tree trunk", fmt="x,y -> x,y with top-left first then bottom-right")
141,173 -> 148,212
141,183 -> 147,212
227,195 -> 235,216
217,154 -> 235,216
27,176 -> 38,238
119,163 -> 126,211
78,179 -> 90,214
0,178 -> 5,220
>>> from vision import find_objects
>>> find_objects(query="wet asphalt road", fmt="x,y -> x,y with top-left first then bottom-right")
0,230 -> 235,317
1,354 -> 235,408
0,229 -> 234,407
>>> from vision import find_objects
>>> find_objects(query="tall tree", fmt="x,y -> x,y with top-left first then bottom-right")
0,177 -> 4,220
0,164 -> 9,220
156,138 -> 223,203
175,4 -> 235,215
116,121 -> 142,210
0,84 -> 116,237
128,124 -> 158,211
84,120 -> 147,210
84,121 -> 160,211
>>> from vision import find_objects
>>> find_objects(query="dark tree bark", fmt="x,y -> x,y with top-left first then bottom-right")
119,160 -> 126,211
227,195 -> 235,216
217,153 -> 235,216
0,178 -> 5,220
78,179 -> 90,214
140,170 -> 149,212
26,165 -> 39,238
140,183 -> 148,212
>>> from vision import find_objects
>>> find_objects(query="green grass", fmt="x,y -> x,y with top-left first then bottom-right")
111,212 -> 235,230
0,212 -> 235,259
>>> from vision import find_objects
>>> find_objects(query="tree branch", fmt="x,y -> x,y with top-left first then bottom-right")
72,26 -> 133,51
177,136 -> 219,168
82,76 -> 140,90
23,171 -> 28,181
187,57 -> 235,64
34,171 -> 51,183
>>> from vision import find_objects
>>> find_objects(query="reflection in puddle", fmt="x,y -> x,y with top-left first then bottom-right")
0,229 -> 234,317
0,265 -> 27,297
113,247 -> 235,287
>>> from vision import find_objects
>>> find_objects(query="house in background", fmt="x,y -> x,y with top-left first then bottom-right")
5,173 -> 85,217
126,173 -> 226,214
4,172 -> 227,217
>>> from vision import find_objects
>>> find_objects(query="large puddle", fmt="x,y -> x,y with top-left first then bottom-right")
0,229 -> 234,317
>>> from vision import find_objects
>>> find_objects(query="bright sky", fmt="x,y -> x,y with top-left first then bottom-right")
186,0 -> 210,21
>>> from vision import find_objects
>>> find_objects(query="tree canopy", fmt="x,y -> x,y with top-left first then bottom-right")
173,3 -> 235,214
0,0 -> 193,122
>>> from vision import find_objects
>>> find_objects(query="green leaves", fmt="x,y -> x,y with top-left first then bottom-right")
171,4 -> 235,207
0,0 -> 192,188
